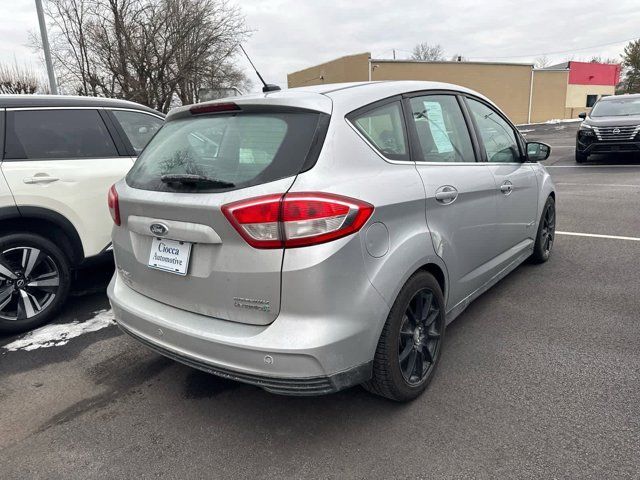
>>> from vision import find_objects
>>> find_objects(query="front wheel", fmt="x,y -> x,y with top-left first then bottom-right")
0,233 -> 71,334
530,196 -> 556,264
364,271 -> 445,401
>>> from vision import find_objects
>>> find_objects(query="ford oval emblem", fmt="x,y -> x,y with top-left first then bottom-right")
150,223 -> 168,236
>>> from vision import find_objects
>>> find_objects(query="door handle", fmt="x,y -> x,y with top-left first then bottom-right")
435,186 -> 458,204
23,175 -> 59,184
500,181 -> 513,195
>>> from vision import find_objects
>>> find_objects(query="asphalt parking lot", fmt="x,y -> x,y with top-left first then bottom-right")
1,121 -> 639,479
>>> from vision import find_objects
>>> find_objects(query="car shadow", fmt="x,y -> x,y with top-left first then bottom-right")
581,152 -> 640,165
173,361 -> 411,430
71,257 -> 115,296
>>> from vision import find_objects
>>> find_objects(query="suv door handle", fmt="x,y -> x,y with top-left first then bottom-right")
23,175 -> 59,184
435,186 -> 458,204
500,181 -> 513,195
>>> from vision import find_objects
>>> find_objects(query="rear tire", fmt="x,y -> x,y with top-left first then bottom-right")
364,271 -> 445,402
575,150 -> 588,163
0,233 -> 71,334
530,196 -> 556,264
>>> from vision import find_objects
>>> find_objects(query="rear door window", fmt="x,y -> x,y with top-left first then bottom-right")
111,110 -> 163,154
4,109 -> 118,159
126,111 -> 326,192
350,101 -> 409,160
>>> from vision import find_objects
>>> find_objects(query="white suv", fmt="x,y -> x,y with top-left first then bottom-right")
0,95 -> 164,333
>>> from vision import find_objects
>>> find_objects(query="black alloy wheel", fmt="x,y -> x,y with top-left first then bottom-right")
541,201 -> 556,256
364,271 -> 446,401
398,289 -> 442,385
530,196 -> 556,264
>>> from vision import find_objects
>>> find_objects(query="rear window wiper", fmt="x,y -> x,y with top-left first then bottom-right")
160,174 -> 235,188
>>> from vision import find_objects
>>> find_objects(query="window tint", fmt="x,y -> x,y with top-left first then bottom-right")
4,109 -> 118,160
351,101 -> 408,160
591,97 -> 640,117
409,95 -> 475,163
467,99 -> 520,163
126,112 -> 325,193
111,110 -> 163,154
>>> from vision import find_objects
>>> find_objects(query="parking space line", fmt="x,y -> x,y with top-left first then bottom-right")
557,182 -> 640,187
546,165 -> 640,168
557,231 -> 640,242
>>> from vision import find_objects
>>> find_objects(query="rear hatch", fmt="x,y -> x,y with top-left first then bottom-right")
113,99 -> 331,325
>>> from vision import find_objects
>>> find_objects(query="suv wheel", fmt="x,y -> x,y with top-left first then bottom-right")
0,233 -> 71,334
364,271 -> 445,401
530,196 -> 556,264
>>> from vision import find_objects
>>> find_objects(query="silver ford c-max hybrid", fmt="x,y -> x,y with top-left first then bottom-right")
108,81 -> 555,401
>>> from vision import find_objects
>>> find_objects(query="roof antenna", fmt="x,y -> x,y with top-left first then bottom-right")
239,45 -> 281,93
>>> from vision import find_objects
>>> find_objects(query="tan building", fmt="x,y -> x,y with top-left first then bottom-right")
288,53 -> 618,124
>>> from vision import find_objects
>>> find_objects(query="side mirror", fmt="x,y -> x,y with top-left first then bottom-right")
578,112 -> 587,119
526,141 -> 551,162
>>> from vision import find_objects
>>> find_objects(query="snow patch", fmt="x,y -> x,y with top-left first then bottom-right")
517,119 -> 582,127
3,309 -> 115,352
547,118 -> 582,124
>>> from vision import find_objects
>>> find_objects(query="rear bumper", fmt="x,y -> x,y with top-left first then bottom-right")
117,321 -> 371,395
108,269 -> 386,395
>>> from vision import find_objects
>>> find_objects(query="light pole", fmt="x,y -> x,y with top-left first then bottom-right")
35,0 -> 58,94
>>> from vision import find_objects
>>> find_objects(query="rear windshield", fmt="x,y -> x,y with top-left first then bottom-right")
126,111 -> 325,192
590,98 -> 640,117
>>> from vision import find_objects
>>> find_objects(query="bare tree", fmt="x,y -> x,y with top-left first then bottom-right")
589,56 -> 619,64
534,55 -> 550,68
35,0 -> 250,112
164,0 -> 250,105
0,62 -> 50,94
411,42 -> 444,61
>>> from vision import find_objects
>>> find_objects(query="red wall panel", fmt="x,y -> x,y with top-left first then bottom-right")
568,61 -> 621,86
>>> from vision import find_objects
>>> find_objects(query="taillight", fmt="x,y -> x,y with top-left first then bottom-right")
222,192 -> 374,249
108,184 -> 121,226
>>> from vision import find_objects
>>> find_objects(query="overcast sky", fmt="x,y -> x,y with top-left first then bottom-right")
1,0 -> 639,93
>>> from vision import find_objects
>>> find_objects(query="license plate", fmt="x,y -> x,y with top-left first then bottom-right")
148,237 -> 192,275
